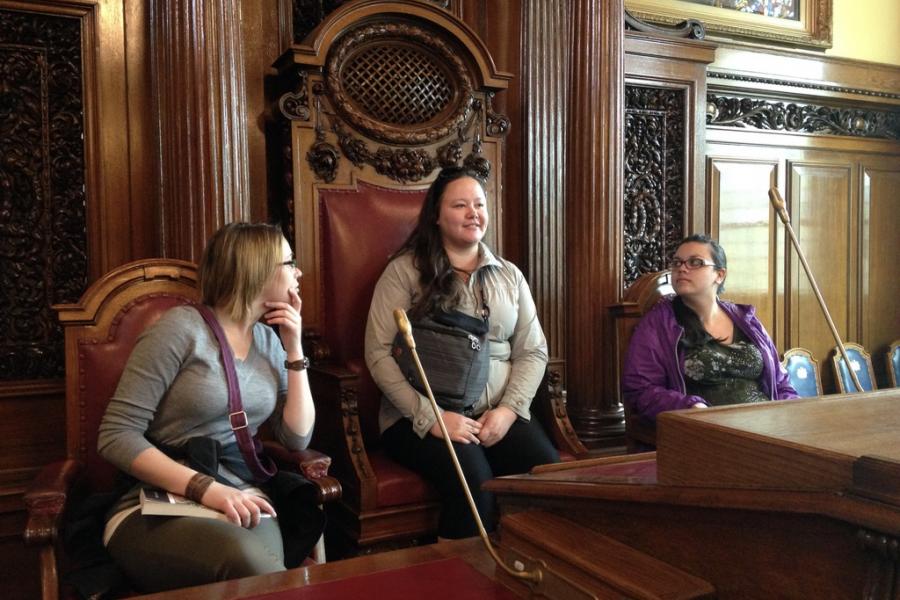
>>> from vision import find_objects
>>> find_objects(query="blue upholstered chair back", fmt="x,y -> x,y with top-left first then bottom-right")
781,348 -> 822,398
888,340 -> 900,388
831,343 -> 876,393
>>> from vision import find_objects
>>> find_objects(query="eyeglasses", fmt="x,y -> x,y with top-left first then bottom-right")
668,257 -> 718,270
281,258 -> 297,269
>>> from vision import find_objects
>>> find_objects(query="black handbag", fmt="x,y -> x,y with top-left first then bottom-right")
392,281 -> 491,414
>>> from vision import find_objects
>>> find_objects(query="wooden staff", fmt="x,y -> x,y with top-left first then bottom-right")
768,187 -> 864,393
392,308 -> 543,584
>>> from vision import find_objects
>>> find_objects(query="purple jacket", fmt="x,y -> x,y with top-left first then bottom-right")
622,296 -> 798,420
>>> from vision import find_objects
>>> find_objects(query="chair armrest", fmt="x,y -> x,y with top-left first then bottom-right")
23,459 -> 83,547
533,358 -> 589,458
307,362 -> 380,511
263,442 -> 342,504
263,443 -> 331,479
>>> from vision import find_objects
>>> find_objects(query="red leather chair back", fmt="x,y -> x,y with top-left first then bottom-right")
318,182 -> 426,444
57,260 -> 199,492
78,295 -> 194,491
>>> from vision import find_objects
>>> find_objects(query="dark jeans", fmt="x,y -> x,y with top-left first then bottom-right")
381,414 -> 559,539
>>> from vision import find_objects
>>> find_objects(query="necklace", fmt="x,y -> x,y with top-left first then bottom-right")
451,266 -> 474,282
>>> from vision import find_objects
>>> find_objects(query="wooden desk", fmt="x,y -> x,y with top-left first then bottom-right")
132,538 -> 516,600
487,389 -> 900,599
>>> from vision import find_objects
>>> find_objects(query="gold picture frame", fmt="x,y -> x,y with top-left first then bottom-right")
625,0 -> 832,49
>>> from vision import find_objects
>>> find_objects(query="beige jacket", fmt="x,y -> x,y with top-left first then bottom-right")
364,244 -> 548,437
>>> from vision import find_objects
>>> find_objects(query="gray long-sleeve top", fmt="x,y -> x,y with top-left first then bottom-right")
364,244 -> 548,438
97,305 -> 311,518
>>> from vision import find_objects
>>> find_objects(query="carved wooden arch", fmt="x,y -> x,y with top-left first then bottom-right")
273,0 -> 512,335
277,0 -> 512,90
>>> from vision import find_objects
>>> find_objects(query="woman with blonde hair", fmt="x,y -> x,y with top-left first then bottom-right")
98,222 -> 323,592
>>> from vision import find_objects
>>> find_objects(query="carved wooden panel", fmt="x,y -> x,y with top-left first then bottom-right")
623,85 -> 686,288
708,93 -> 900,141
0,9 -> 86,381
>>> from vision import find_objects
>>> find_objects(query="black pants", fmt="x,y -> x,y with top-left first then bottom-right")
381,414 -> 559,539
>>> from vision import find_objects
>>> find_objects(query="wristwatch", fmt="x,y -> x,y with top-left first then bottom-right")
284,356 -> 310,371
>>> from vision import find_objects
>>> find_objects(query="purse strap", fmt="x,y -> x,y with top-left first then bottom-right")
193,304 -> 276,483
475,269 -> 490,321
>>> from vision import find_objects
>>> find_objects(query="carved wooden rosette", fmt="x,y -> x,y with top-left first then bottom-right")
0,9 -> 87,381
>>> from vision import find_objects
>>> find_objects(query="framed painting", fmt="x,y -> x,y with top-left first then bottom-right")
625,0 -> 832,48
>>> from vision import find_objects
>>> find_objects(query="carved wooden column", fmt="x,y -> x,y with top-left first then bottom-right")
153,0 -> 251,261
522,0 -> 568,359
565,0 -> 625,447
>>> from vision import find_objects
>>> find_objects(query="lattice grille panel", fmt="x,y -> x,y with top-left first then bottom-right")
341,45 -> 452,125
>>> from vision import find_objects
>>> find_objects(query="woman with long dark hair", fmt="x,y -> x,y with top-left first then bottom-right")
623,234 -> 798,422
365,166 -> 559,539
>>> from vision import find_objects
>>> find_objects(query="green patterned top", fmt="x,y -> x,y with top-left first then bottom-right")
681,326 -> 768,406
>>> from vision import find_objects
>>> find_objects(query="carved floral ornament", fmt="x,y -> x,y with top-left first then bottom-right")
278,18 -> 511,184
707,94 -> 900,140
304,93 -> 496,184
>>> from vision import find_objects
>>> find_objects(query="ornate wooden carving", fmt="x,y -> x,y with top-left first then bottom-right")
624,85 -> 686,288
623,8 -> 705,39
857,529 -> 899,600
0,9 -> 86,381
279,71 -> 311,121
326,22 -> 474,146
707,94 -> 900,140
299,87 -> 500,184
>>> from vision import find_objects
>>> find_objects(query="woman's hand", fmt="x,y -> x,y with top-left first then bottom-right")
201,481 -> 276,529
264,288 -> 303,357
429,411 -> 482,444
476,407 -> 517,447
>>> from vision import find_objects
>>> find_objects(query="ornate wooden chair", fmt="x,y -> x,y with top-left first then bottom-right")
22,259 -> 340,600
271,1 -> 586,556
611,270 -> 674,452
887,339 -> 900,388
831,343 -> 877,393
781,347 -> 823,398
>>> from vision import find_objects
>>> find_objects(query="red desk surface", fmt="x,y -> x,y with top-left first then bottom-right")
244,557 -> 518,600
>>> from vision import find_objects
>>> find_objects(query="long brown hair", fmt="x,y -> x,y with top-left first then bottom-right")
395,166 -> 487,318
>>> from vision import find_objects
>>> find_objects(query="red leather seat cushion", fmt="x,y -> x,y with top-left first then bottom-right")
370,448 -> 439,508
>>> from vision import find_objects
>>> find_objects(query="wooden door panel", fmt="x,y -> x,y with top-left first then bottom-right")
708,158 -> 779,338
862,165 -> 900,386
789,162 -> 855,378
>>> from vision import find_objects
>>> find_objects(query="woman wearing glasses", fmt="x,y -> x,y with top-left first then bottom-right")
97,223 -> 323,592
622,234 -> 797,423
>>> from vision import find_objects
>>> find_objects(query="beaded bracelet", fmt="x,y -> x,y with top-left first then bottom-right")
185,472 -> 214,503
